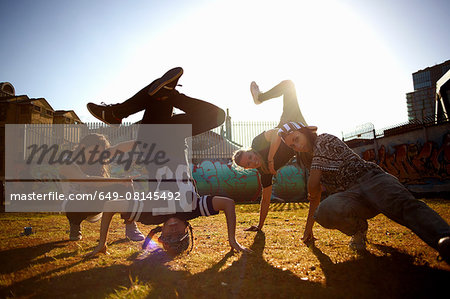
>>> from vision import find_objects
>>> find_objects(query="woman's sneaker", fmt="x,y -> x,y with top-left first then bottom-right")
250,81 -> 262,105
126,222 -> 145,241
86,102 -> 122,126
85,213 -> 102,223
69,223 -> 82,241
438,236 -> 450,265
349,230 -> 367,251
148,67 -> 184,97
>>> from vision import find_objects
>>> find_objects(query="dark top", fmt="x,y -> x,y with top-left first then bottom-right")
251,131 -> 296,188
122,195 -> 219,225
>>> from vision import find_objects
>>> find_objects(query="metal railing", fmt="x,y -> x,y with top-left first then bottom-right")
343,115 -> 450,141
18,120 -> 279,160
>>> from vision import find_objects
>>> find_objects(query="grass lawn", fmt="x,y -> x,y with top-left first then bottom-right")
0,199 -> 449,298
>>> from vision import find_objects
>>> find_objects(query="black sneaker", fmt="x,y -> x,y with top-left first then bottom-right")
148,67 -> 183,96
438,236 -> 450,265
87,102 -> 122,126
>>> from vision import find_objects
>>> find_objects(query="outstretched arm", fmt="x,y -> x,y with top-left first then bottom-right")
85,200 -> 130,257
244,185 -> 272,231
212,196 -> 252,253
267,132 -> 282,175
108,140 -> 137,155
302,168 -> 322,244
59,164 -> 132,187
85,211 -> 116,257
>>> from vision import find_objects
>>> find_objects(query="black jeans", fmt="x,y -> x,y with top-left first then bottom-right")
113,81 -> 226,204
114,81 -> 225,135
258,80 -> 307,128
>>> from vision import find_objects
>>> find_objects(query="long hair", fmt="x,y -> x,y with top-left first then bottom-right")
74,133 -> 111,177
232,148 -> 270,174
295,127 -> 317,169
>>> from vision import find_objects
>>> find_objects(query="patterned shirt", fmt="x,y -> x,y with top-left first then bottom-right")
311,133 -> 382,194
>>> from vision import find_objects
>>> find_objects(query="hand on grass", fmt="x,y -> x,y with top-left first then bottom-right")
301,230 -> 317,245
229,240 -> 253,253
84,244 -> 108,258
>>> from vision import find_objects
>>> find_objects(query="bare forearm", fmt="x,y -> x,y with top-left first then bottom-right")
268,136 -> 281,162
98,212 -> 116,248
224,201 -> 237,242
304,198 -> 319,233
257,186 -> 272,229
110,140 -> 136,154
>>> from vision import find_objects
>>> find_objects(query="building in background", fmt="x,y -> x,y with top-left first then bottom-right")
406,60 -> 450,122
0,82 -> 83,210
435,69 -> 450,123
53,110 -> 82,124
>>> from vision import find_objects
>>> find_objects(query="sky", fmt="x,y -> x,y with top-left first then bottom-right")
1,0 -> 449,138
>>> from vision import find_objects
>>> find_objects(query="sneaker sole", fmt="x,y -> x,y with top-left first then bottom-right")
250,82 -> 262,105
148,67 -> 184,96
86,103 -> 120,127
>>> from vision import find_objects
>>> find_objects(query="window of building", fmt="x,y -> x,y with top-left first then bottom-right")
442,64 -> 450,75
413,71 -> 431,90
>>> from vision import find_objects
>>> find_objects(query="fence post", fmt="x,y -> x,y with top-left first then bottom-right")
225,108 -> 232,140
372,128 -> 379,161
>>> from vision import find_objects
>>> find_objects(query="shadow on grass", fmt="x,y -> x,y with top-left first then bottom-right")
268,202 -> 308,212
310,243 -> 450,298
0,240 -> 72,274
1,236 -> 449,298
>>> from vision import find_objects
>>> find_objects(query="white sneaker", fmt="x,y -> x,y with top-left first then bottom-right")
349,230 -> 367,251
69,223 -> 82,241
126,222 -> 145,241
250,81 -> 262,105
86,213 -> 102,223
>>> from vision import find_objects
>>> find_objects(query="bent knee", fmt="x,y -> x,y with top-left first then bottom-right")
314,202 -> 333,228
281,80 -> 295,89
216,108 -> 226,126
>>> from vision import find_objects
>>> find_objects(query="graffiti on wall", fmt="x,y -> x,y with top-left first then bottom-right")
111,159 -> 307,202
191,160 -> 307,202
362,132 -> 450,184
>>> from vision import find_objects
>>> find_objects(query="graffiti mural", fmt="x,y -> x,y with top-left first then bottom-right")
362,132 -> 450,184
191,160 -> 307,202
192,161 -> 260,201
271,164 -> 307,201
111,160 -> 307,202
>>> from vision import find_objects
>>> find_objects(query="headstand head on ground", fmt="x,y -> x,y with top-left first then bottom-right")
144,217 -> 194,256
